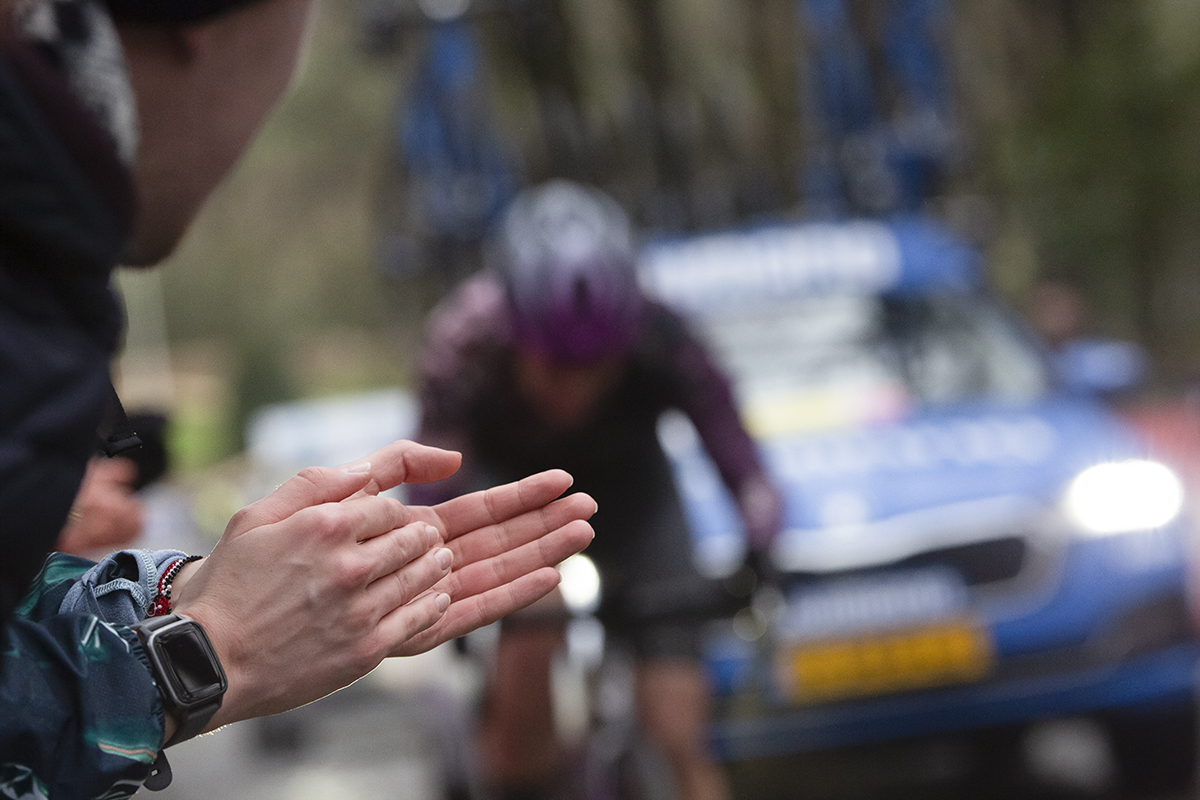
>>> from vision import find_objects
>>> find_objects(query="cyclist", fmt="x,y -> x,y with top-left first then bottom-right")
410,179 -> 783,800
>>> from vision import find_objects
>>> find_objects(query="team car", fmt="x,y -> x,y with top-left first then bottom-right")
639,217 -> 1200,796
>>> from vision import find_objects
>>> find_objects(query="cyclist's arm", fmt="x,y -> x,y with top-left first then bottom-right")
655,304 -> 783,550
409,274 -> 508,505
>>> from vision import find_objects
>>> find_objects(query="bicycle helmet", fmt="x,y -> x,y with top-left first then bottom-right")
494,180 -> 643,364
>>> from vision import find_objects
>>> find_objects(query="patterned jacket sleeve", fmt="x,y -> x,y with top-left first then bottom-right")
0,550 -> 192,800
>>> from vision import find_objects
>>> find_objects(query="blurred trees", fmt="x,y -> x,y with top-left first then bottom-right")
967,0 -> 1200,386
150,0 -> 1200,468
368,0 -> 1200,385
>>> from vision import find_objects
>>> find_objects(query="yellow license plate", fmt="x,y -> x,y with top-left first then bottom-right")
780,619 -> 994,704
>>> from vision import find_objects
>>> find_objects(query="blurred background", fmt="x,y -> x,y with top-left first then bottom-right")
111,0 -> 1200,797
117,0 -> 1200,481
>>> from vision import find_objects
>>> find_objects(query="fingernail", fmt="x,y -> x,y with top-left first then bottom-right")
435,547 -> 453,570
435,592 -> 451,612
425,524 -> 441,542
340,460 -> 371,474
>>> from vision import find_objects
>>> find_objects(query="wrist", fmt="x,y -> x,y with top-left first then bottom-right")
149,556 -> 205,617
169,559 -> 203,601
165,560 -> 238,731
169,598 -> 248,733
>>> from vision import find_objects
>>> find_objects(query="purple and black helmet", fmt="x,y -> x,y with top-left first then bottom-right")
494,180 -> 643,364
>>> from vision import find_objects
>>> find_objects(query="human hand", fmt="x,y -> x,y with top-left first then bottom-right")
57,456 -> 144,556
171,440 -> 594,731
305,441 -> 596,657
388,467 -> 596,656
738,472 -> 783,551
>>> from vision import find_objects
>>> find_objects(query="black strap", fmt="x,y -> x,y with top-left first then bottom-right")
163,695 -> 222,748
143,751 -> 173,791
98,381 -> 141,457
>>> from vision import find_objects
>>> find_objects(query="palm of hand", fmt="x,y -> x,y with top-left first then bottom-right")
173,440 -> 594,727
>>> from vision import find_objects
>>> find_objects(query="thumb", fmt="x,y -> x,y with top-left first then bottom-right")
225,460 -> 374,535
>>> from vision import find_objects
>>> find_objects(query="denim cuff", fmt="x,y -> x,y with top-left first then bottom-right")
58,549 -> 192,626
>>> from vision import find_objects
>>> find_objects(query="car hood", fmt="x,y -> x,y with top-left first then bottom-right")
661,396 -> 1151,574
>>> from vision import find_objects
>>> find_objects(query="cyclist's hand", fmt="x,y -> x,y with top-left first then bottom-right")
744,549 -> 781,592
738,473 -> 783,551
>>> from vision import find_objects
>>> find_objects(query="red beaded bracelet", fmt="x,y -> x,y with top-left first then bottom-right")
148,555 -> 204,617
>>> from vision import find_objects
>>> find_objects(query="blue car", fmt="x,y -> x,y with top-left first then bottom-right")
640,217 -> 1200,796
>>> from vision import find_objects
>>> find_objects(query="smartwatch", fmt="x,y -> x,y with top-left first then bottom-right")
131,613 -> 227,748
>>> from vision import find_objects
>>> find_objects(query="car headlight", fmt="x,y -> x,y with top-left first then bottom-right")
1063,459 -> 1184,535
558,554 -> 601,614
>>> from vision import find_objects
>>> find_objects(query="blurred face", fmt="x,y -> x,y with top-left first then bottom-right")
1028,280 -> 1087,348
514,352 -> 626,431
117,0 -> 316,264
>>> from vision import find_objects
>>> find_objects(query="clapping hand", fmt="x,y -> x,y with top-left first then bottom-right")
172,440 -> 594,729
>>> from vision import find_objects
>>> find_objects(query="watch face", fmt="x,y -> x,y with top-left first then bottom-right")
153,624 -> 228,705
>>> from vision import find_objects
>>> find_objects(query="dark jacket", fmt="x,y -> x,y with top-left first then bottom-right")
411,273 -> 782,553
0,37 -> 164,796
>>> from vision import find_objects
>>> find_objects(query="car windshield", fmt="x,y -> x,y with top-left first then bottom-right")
694,293 -> 1050,436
